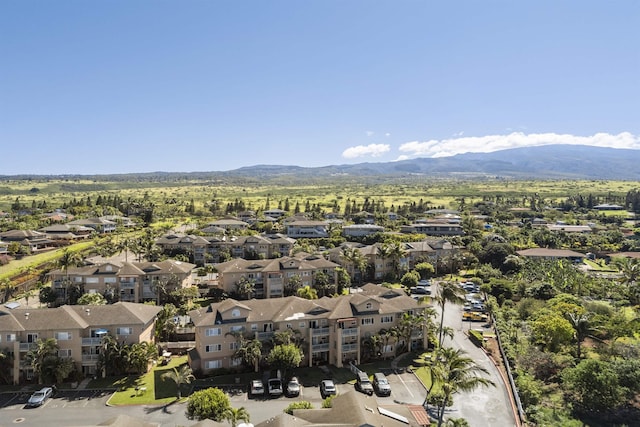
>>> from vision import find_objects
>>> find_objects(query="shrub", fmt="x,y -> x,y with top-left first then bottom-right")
284,401 -> 313,414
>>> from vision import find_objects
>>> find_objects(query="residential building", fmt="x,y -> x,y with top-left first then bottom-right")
47,259 -> 196,303
400,221 -> 464,236
286,220 -> 329,238
516,248 -> 586,263
0,229 -> 54,252
342,224 -> 384,238
155,233 -> 210,264
39,223 -> 94,241
213,255 -> 339,299
67,218 -> 117,233
263,208 -> 287,219
0,302 -> 161,383
207,218 -> 250,231
188,284 -> 428,374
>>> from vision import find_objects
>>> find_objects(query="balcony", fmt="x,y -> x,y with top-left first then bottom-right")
311,343 -> 330,352
82,337 -> 103,346
342,327 -> 358,337
19,343 -> 37,352
342,343 -> 358,353
311,327 -> 329,336
82,354 -> 100,363
257,331 -> 274,341
120,281 -> 136,289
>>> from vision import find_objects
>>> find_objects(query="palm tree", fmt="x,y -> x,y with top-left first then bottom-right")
235,338 -> 263,372
0,278 -> 11,303
566,312 -> 597,359
235,277 -> 256,300
57,249 -> 83,303
25,338 -> 59,384
223,406 -> 251,427
430,347 -> 495,427
0,349 -> 14,385
284,274 -> 302,296
161,364 -> 195,399
388,242 -> 408,280
297,285 -> 318,300
341,247 -> 368,285
313,271 -> 334,297
436,282 -> 466,348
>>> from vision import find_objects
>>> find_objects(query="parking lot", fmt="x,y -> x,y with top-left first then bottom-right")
0,389 -> 112,411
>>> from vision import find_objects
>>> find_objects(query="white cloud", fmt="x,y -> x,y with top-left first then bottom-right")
385,133 -> 391,137
342,143 -> 391,159
398,132 -> 640,158
366,131 -> 375,137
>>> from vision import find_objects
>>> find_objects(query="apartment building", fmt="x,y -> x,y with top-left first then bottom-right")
47,259 -> 196,304
0,302 -> 161,383
188,284 -> 428,375
155,232 -> 296,264
214,254 -> 339,299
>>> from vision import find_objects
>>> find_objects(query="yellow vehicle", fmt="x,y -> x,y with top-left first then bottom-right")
463,311 -> 488,322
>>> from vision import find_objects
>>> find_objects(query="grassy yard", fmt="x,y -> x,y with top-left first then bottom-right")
104,356 -> 190,406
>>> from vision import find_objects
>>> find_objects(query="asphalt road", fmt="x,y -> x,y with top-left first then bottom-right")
431,282 -> 518,427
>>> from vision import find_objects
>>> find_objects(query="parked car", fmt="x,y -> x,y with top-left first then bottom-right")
417,279 -> 431,287
250,379 -> 265,397
410,286 -> 431,295
320,379 -> 337,399
286,377 -> 300,397
373,372 -> 391,396
27,387 -> 53,407
355,371 -> 374,395
268,378 -> 283,397
463,311 -> 489,322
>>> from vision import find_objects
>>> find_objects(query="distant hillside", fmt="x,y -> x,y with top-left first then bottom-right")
2,145 -> 639,181
224,145 -> 640,180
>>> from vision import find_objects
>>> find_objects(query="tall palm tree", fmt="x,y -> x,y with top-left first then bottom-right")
57,249 -> 83,303
342,247 -> 368,285
388,242 -> 408,280
566,312 -> 597,359
161,364 -> 195,399
235,338 -> 263,373
223,406 -> 251,427
430,347 -> 495,427
235,277 -> 256,300
436,282 -> 466,348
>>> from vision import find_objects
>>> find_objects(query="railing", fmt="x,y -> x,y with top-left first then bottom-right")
120,282 -> 136,289
82,337 -> 103,346
176,327 -> 195,334
257,331 -> 274,341
311,327 -> 329,336
82,354 -> 100,363
311,343 -> 330,352
342,343 -> 358,352
342,328 -> 358,336
19,343 -> 36,352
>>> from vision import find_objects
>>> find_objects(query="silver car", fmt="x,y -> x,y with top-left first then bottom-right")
27,387 -> 53,407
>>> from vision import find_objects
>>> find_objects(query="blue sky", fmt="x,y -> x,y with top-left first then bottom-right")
2,1 -> 639,175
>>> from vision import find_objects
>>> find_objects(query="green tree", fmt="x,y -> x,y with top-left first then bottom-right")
415,262 -> 435,279
284,274 -> 302,297
297,285 -> 318,300
401,271 -> 420,289
161,364 -> 195,399
266,344 -> 303,380
223,406 -> 251,427
235,277 -> 256,300
562,359 -> 627,413
155,303 -> 179,341
25,338 -> 59,384
235,337 -> 262,373
430,347 -> 495,427
530,310 -> 574,353
57,249 -> 83,303
0,349 -> 13,384
186,387 -> 232,421
313,271 -> 334,297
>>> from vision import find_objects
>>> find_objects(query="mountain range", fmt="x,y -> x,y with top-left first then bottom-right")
227,145 -> 640,181
2,144 -> 640,181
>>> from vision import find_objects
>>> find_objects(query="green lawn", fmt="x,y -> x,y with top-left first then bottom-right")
105,356 -> 190,406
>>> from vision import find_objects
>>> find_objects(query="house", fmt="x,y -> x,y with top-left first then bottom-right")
39,223 -> 94,241
263,208 -> 287,219
207,218 -> 250,231
0,239 -> 8,255
594,204 -> 624,210
0,302 -> 161,383
213,255 -> 339,299
286,220 -> 329,238
546,224 -> 592,233
342,224 -> 384,238
47,259 -> 197,303
516,248 -> 586,263
188,283 -> 428,374
67,218 -> 117,233
155,233 -> 210,264
0,229 -> 54,252
400,222 -> 464,236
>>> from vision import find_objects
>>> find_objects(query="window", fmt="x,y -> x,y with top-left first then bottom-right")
104,277 -> 116,283
361,318 -> 374,326
86,277 -> 99,284
229,342 -> 238,351
365,302 -> 372,310
299,322 -> 305,328
250,324 -> 257,331
229,325 -> 244,333
117,327 -> 132,336
58,349 -> 72,358
6,334 -> 16,342
230,357 -> 242,367
205,344 -> 222,353
205,328 -> 221,337
205,360 -> 222,369
383,345 -> 394,353
231,309 -> 241,318
55,332 -> 72,340
381,315 -> 394,324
